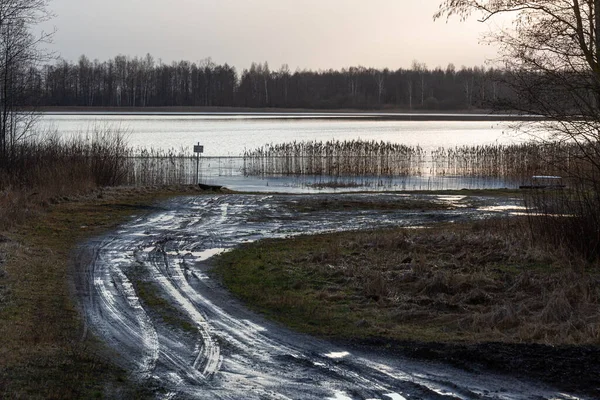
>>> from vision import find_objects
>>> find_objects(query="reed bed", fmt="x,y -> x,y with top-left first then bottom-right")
3,131 -> 600,260
123,153 -> 245,186
244,140 -> 595,187
430,142 -> 581,183
3,135 -> 596,192
0,137 -> 204,191
123,148 -> 199,186
243,140 -> 426,178
0,130 -> 130,191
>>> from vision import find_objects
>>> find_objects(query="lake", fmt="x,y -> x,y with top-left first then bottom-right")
39,113 -> 529,156
37,112 -> 538,191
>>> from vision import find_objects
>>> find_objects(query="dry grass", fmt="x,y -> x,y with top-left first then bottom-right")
243,140 -> 426,177
215,217 -> 600,345
243,140 -> 595,186
523,185 -> 600,261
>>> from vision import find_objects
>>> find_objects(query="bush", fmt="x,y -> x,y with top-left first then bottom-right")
524,182 -> 600,261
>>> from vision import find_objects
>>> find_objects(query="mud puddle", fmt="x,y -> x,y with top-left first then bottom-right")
75,193 -> 586,399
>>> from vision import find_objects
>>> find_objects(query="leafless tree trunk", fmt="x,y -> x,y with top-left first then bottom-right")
373,71 -> 385,105
0,1 -> 52,167
436,0 -> 600,259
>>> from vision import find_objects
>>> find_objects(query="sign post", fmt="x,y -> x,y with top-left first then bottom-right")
193,143 -> 204,184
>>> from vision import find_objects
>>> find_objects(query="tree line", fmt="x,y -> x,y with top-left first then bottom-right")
22,55 -> 512,110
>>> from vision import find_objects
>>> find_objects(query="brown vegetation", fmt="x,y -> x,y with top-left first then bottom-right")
430,142 -> 579,180
0,130 -> 128,230
0,130 -> 208,231
125,147 -> 199,186
215,217 -> 600,345
243,140 -> 595,186
243,140 -> 426,177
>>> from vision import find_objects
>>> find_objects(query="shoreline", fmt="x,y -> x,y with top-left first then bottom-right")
32,106 -> 544,121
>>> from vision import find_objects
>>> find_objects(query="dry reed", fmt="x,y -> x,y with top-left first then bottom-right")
243,140 -> 426,178
124,147 -> 199,186
243,140 -> 596,187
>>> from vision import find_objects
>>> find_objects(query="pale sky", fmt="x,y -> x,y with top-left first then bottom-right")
39,0 -> 498,71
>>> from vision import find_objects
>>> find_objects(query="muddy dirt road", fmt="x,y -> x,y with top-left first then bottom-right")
75,194 -> 585,399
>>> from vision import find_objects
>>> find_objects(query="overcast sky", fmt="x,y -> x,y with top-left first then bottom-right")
39,0 -> 498,71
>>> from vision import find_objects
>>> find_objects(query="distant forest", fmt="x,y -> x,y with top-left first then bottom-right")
22,54 -> 513,110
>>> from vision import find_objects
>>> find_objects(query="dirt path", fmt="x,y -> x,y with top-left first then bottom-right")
74,193 -> 586,399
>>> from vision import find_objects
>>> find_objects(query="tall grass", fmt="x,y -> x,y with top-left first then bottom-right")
430,142 -> 573,182
0,132 -> 206,194
0,129 -> 130,193
0,128 -> 132,228
4,135 -> 590,193
243,140 -> 589,185
124,148 -> 199,186
243,140 -> 426,177
524,178 -> 600,261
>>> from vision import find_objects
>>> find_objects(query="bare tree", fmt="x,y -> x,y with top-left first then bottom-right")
436,1 -> 600,258
411,60 -> 427,107
278,63 -> 290,106
436,1 -> 600,167
0,0 -> 53,166
372,69 -> 385,105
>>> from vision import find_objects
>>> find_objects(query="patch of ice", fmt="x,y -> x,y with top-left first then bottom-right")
429,388 -> 459,397
191,272 -> 210,280
189,248 -> 228,261
324,351 -> 350,359
478,205 -> 526,212
436,195 -> 466,202
147,214 -> 175,224
385,394 -> 408,400
130,232 -> 150,237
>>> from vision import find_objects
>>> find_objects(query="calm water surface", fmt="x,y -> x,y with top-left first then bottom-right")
39,113 -> 530,156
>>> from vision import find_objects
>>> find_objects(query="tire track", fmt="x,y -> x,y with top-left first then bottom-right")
77,194 -> 586,399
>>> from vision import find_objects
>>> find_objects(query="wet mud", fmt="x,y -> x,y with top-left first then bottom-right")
74,193 -> 594,399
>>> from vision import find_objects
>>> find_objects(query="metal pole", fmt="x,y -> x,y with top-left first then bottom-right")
193,143 -> 205,184
196,142 -> 200,184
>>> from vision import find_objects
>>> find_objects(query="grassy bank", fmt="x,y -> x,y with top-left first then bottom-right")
214,218 -> 600,345
213,213 -> 600,394
0,185 -> 212,398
